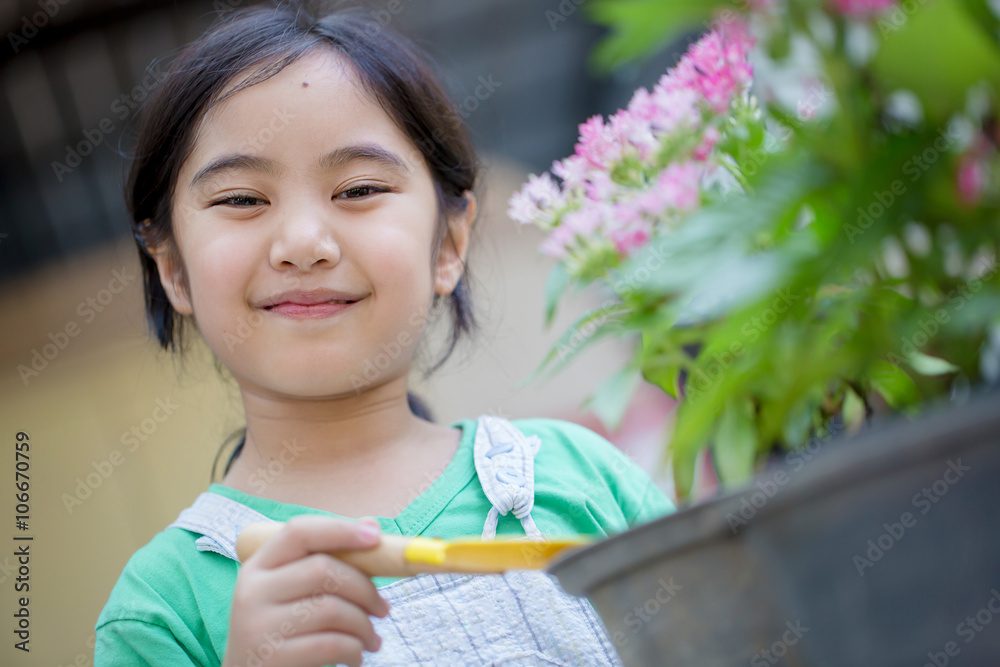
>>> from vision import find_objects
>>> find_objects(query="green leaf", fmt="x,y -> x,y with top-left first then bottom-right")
868,360 -> 921,412
712,397 -> 757,486
642,359 -> 682,400
668,392 -> 723,498
842,385 -> 867,431
512,302 -> 630,390
782,392 -> 818,448
543,262 -> 571,328
639,323 -> 692,400
584,0 -> 731,73
906,351 -> 960,376
584,367 -> 642,433
671,442 -> 699,503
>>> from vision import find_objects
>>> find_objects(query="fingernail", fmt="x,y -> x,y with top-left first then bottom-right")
358,520 -> 380,542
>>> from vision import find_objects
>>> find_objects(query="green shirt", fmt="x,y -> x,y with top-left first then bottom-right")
94,417 -> 674,665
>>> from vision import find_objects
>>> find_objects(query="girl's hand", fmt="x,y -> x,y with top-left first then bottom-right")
222,515 -> 392,667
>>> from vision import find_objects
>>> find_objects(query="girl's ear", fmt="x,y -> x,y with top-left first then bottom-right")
144,229 -> 194,316
434,191 -> 477,297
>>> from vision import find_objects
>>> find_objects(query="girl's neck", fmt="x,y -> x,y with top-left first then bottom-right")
218,375 -> 461,514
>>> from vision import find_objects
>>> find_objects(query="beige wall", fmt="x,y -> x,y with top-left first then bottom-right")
0,157 -> 674,666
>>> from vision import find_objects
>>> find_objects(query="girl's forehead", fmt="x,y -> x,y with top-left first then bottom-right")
214,47 -> 356,104
182,49 -> 423,179
204,49 -> 371,130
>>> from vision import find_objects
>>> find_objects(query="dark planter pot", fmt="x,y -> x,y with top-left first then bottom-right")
550,388 -> 1000,666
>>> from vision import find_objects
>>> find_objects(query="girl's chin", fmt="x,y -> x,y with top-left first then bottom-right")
231,372 -> 387,400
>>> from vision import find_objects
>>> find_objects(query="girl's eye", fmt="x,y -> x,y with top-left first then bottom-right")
335,184 -> 389,200
210,194 -> 266,207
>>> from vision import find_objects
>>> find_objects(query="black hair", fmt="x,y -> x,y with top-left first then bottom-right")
124,0 -> 480,481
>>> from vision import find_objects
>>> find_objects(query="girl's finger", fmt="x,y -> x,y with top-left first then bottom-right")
276,594 -> 382,653
248,515 -> 380,571
247,632 -> 368,667
263,552 -> 390,619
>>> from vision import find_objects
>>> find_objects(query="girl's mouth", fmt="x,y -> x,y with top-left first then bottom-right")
263,299 -> 361,319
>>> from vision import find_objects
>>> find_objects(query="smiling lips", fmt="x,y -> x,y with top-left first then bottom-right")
258,288 -> 366,319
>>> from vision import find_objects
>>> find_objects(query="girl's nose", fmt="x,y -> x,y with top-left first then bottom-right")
269,203 -> 342,271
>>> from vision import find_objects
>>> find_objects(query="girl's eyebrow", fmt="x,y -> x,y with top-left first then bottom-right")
188,143 -> 411,189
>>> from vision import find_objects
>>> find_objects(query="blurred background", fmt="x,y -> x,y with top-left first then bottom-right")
0,0 -> 694,664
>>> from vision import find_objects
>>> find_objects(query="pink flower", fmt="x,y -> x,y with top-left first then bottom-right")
667,27 -> 755,114
513,21 -> 760,269
576,115 -> 621,169
507,173 -> 562,225
584,170 -> 618,202
541,202 -> 612,259
956,158 -> 985,205
694,126 -> 721,161
627,87 -> 658,121
636,162 -> 704,216
611,199 -> 645,227
956,132 -> 995,206
552,155 -> 592,190
563,205 -> 605,237
609,218 -> 654,258
831,0 -> 896,16
609,108 -> 658,160
649,84 -> 702,135
539,223 -> 577,259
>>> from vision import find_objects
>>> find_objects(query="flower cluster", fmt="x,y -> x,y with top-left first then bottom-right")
831,0 -> 897,16
508,25 -> 757,277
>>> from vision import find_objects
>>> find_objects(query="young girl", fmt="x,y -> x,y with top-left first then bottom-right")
95,1 -> 674,665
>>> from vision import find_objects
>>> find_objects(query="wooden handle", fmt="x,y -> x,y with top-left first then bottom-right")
236,522 -> 456,578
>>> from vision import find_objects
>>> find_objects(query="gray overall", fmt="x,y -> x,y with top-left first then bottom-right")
169,414 -> 624,666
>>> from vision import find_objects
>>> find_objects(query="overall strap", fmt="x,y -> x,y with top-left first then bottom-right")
166,491 -> 276,562
472,415 -> 547,542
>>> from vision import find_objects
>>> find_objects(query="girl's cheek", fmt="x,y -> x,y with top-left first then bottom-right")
186,240 -> 255,312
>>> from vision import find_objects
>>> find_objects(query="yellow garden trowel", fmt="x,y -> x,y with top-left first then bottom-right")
236,521 -> 593,578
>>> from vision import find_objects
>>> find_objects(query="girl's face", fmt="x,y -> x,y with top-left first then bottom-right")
155,48 -> 474,398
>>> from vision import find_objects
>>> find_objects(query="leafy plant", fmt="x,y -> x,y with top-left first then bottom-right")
510,0 -> 1000,500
